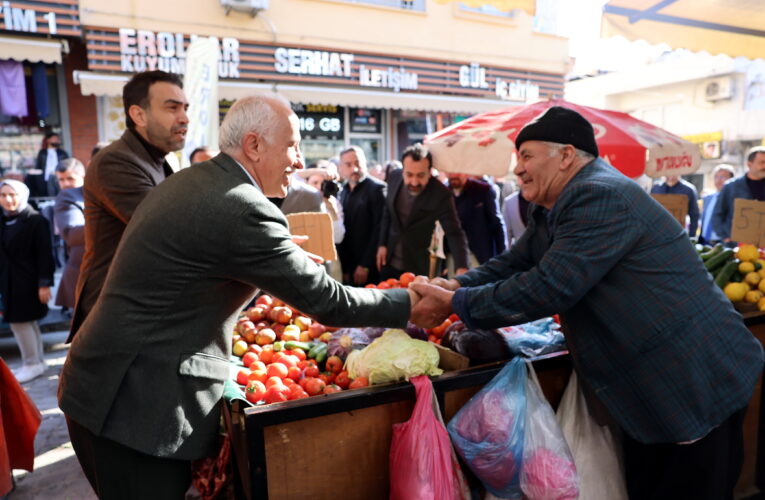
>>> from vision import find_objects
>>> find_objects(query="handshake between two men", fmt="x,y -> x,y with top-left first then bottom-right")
405,276 -> 461,329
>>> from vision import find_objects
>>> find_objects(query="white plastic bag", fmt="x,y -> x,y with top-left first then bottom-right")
520,361 -> 579,500
555,371 -> 628,500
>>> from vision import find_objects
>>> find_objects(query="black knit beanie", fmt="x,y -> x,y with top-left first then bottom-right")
514,106 -> 599,157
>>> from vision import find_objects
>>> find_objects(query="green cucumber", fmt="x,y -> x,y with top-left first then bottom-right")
700,244 -> 724,262
308,343 -> 325,359
704,249 -> 734,272
715,260 -> 739,288
284,340 -> 313,352
315,345 -> 328,363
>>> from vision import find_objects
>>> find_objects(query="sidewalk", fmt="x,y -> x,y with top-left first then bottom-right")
2,330 -> 95,500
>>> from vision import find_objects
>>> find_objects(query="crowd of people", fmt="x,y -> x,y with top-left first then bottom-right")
1,69 -> 762,499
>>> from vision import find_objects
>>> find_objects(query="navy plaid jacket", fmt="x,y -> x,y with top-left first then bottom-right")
453,159 -> 764,444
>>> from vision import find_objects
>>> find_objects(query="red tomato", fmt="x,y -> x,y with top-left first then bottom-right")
304,364 -> 320,378
325,356 -> 344,374
242,351 -> 258,366
428,334 -> 438,343
259,348 -> 274,364
236,369 -> 251,386
399,272 -> 416,288
305,378 -> 326,396
284,355 -> 300,368
386,278 -> 399,288
364,284 -> 376,288
292,348 -> 306,361
282,377 -> 297,387
245,380 -> 266,404
299,377 -> 312,390
318,373 -> 331,385
248,369 -> 268,384
265,376 -> 283,389
349,376 -> 369,389
377,282 -> 391,289
448,313 -> 460,323
334,371 -> 351,389
323,384 -> 342,394
266,363 -> 288,380
249,360 -> 267,372
264,384 -> 289,404
287,366 -> 302,382
246,344 -> 263,355
290,388 -> 310,400
297,360 -> 308,370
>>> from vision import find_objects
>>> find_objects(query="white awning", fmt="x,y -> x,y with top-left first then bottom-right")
74,71 -> 508,114
0,35 -> 67,64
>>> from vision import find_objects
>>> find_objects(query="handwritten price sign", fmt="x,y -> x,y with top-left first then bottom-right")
651,194 -> 688,227
731,198 -> 765,247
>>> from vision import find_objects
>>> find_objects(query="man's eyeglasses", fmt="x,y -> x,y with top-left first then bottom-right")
49,142 -> 61,148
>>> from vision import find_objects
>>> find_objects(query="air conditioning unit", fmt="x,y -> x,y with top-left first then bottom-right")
220,0 -> 267,17
704,77 -> 734,102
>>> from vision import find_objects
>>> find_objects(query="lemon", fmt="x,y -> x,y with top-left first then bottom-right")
746,290 -> 764,303
736,244 -> 759,262
745,272 -> 762,287
759,279 -> 765,294
739,261 -> 756,274
724,282 -> 749,302
757,259 -> 765,269
759,297 -> 765,311
758,269 -> 765,280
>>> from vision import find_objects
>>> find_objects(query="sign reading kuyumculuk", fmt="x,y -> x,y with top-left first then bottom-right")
119,28 -> 240,79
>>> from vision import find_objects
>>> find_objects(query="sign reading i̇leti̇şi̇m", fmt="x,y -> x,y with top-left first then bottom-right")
118,28 -> 241,78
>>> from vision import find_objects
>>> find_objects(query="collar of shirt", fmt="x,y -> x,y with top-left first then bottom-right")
129,128 -> 168,167
231,158 -> 262,194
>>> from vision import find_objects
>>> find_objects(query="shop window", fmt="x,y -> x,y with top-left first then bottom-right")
458,3 -> 516,17
332,0 -> 425,11
0,62 -> 62,175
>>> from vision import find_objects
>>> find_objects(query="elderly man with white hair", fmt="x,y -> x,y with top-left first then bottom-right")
58,94 -> 418,498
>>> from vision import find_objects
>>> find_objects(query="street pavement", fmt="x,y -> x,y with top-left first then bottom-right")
2,330 -> 96,500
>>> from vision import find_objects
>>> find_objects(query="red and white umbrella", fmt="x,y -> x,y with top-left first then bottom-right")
424,99 -> 700,179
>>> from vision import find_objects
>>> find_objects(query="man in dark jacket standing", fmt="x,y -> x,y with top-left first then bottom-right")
69,70 -> 188,341
447,173 -> 506,264
411,107 -> 764,500
26,132 -> 69,198
336,146 -> 386,285
712,146 -> 765,243
376,144 -> 469,278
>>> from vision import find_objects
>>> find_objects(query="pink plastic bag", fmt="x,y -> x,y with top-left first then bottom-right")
389,375 -> 468,500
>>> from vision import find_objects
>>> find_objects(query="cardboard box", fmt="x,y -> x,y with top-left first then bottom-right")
286,212 -> 337,262
434,343 -> 470,371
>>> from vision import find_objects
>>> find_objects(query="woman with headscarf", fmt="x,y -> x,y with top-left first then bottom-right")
0,179 -> 55,383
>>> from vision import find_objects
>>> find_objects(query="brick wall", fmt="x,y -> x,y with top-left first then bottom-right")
64,38 -> 99,164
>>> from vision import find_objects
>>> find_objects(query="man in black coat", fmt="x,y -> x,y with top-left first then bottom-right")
447,173 -> 507,264
336,146 -> 386,285
376,144 -> 469,279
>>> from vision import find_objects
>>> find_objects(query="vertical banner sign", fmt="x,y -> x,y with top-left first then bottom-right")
182,37 -> 219,168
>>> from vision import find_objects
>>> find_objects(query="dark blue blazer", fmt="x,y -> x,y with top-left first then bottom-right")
453,178 -> 506,264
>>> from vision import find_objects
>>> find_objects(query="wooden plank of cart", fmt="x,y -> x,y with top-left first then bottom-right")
226,351 -> 572,500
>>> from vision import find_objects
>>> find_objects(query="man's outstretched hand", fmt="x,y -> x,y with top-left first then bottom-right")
409,282 -> 455,329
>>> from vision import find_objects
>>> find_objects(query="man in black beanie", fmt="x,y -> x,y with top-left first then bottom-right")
409,106 -> 763,499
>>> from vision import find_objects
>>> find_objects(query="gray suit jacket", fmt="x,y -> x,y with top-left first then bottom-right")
58,153 -> 410,460
53,187 -> 84,308
69,130 -> 174,342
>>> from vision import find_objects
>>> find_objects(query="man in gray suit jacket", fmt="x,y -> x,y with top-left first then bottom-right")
69,70 -> 188,342
59,94 -> 415,498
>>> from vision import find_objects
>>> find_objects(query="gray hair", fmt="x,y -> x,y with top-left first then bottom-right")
542,141 -> 595,163
56,158 -> 86,176
339,145 -> 367,167
219,93 -> 292,154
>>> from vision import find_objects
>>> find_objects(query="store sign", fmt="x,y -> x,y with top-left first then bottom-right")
274,47 -> 353,77
459,63 -> 489,89
292,104 -> 344,139
359,65 -> 417,92
2,2 -> 58,34
495,78 -> 540,102
118,28 -> 240,78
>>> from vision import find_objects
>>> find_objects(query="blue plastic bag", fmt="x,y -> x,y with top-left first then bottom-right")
447,357 -> 526,499
499,319 -> 566,358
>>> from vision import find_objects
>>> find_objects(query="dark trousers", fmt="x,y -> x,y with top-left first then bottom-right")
66,416 -> 191,499
623,406 -> 746,500
379,264 -> 405,282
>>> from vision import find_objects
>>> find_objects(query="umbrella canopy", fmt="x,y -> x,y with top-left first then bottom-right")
423,99 -> 700,179
602,0 -> 765,60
